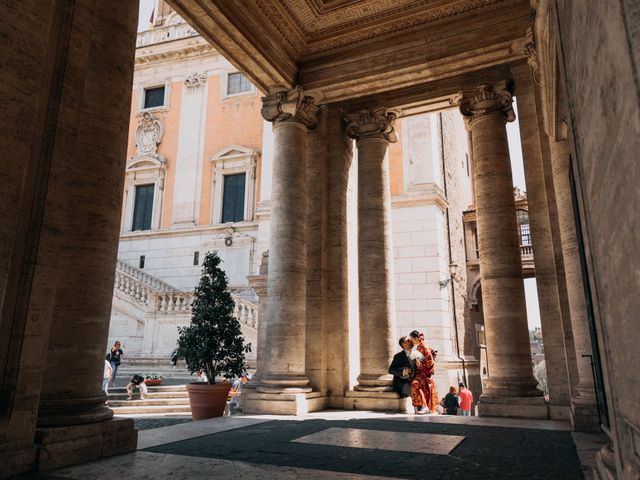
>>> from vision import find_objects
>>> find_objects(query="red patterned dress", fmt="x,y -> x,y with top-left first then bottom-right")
410,342 -> 439,412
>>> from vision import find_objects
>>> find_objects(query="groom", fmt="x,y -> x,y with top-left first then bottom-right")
388,336 -> 415,398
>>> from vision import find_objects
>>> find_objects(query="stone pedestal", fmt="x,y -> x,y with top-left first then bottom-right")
455,82 -> 545,418
345,108 -> 399,392
344,391 -> 411,413
244,391 -> 328,415
33,0 -> 139,466
35,418 -> 137,472
549,136 -> 599,431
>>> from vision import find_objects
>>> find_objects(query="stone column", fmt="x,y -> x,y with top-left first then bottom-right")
36,0 -> 138,430
247,251 -> 269,385
549,133 -> 599,430
513,65 -> 572,419
257,87 -> 319,393
345,108 -> 399,391
455,82 -> 545,418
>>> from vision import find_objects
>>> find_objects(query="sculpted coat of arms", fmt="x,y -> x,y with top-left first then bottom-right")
134,112 -> 165,163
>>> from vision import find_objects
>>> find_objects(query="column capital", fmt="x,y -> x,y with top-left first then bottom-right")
261,86 -> 320,129
453,80 -> 515,125
344,107 -> 400,143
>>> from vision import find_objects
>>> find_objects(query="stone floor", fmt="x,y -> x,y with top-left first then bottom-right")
22,411 -> 607,479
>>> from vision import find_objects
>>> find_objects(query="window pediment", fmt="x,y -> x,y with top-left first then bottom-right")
127,156 -> 167,171
211,145 -> 258,162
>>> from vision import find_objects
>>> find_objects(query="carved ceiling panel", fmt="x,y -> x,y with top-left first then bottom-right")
252,0 -> 526,56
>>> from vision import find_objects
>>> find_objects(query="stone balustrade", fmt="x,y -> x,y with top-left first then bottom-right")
113,261 -> 258,332
116,260 -> 174,292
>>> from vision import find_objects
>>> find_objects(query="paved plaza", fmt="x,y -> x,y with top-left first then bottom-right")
22,412 -> 605,479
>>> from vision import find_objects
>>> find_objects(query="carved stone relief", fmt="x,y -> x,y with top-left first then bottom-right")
134,112 -> 165,163
184,72 -> 208,89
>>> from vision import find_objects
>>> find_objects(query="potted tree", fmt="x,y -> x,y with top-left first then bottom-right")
177,251 -> 251,420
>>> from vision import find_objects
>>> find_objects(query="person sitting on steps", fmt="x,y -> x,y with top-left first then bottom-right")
126,374 -> 148,400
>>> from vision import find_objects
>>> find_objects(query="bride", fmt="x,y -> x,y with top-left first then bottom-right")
409,330 -> 439,414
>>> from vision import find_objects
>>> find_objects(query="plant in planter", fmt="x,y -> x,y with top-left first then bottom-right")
143,373 -> 165,386
177,251 -> 251,420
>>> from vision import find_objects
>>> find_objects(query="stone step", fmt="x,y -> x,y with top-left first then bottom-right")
110,404 -> 192,415
109,385 -> 187,393
109,398 -> 190,407
108,391 -> 189,400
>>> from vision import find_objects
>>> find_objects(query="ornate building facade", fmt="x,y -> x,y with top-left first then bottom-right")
109,7 -> 480,400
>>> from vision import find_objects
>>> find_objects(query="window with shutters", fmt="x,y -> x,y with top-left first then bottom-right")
221,174 -> 246,223
516,209 -> 531,246
210,146 -> 257,225
132,184 -> 154,230
226,73 -> 252,96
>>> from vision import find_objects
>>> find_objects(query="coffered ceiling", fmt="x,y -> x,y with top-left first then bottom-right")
169,0 -> 532,106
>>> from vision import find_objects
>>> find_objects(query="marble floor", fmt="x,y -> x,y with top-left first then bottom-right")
24,411 -> 607,480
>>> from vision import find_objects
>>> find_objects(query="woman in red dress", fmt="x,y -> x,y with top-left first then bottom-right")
409,330 -> 439,414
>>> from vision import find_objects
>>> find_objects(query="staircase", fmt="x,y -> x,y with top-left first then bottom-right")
111,260 -> 259,365
108,384 -> 191,416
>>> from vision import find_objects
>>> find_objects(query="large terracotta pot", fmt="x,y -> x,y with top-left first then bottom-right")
186,382 -> 231,420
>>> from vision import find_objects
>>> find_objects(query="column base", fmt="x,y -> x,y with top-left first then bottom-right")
34,417 -> 137,472
244,391 -> 327,415
478,394 -> 549,419
344,390 -> 411,413
258,373 -> 312,393
571,396 -> 601,432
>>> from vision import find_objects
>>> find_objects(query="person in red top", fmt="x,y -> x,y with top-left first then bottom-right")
458,382 -> 473,416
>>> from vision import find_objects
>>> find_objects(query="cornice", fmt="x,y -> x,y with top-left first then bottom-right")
135,38 -> 217,66
391,184 -> 449,211
120,222 -> 258,240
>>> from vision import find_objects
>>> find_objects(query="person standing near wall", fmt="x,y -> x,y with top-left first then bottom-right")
458,382 -> 473,416
107,341 -> 124,386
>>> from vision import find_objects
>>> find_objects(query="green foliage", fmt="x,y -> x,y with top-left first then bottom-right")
176,252 -> 251,384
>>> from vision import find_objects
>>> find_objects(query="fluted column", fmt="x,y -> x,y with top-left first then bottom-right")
37,0 -> 139,428
345,108 -> 399,391
549,134 -> 599,429
257,87 -> 319,393
455,82 -> 544,415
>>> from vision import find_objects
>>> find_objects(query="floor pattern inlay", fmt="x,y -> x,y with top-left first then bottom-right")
292,427 -> 465,455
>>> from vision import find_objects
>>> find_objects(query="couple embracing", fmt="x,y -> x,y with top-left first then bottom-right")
388,330 -> 439,414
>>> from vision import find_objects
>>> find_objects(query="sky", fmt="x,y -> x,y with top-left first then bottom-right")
135,1 -> 541,329
138,0 -> 155,32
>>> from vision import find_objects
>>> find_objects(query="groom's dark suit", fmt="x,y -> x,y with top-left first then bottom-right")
388,350 -> 415,398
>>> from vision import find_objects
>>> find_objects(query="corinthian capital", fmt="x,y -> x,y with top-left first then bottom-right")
261,86 -> 320,129
453,80 -> 515,125
344,107 -> 400,143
